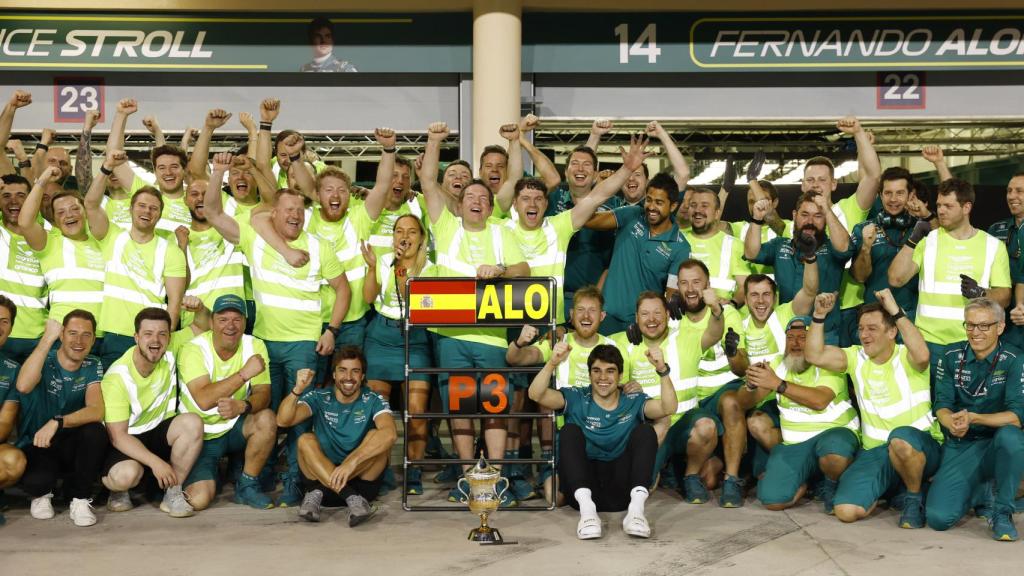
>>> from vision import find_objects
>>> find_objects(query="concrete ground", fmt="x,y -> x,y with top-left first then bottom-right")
2,467 -> 1021,576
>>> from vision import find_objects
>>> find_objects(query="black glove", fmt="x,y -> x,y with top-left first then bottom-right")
667,293 -> 683,321
746,151 -> 766,183
724,328 -> 740,358
960,274 -> 985,299
795,232 -> 818,263
721,155 -> 737,194
626,322 -> 643,346
906,219 -> 931,248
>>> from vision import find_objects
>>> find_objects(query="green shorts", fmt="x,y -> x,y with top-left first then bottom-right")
183,416 -> 248,487
435,336 -> 507,413
833,426 -> 941,511
757,426 -> 858,505
265,340 -> 318,411
664,409 -> 725,457
753,400 -> 781,428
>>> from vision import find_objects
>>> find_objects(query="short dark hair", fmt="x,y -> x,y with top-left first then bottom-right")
572,285 -> 604,309
1,173 -> 30,190
459,178 -> 495,206
857,302 -> 896,330
63,309 -> 97,332
880,166 -> 913,189
150,145 -> 188,169
937,178 -> 975,206
744,274 -> 777,296
479,145 -> 508,165
134,307 -> 172,333
131,186 -> 164,212
0,294 -> 16,324
677,258 -> 710,279
804,156 -> 835,178
587,344 -> 624,374
569,146 -> 598,168
794,192 -> 820,212
635,290 -> 668,313
690,186 -> 720,209
646,172 -> 680,205
513,177 -> 548,199
50,190 -> 84,213
308,16 -> 333,41
332,345 -> 367,372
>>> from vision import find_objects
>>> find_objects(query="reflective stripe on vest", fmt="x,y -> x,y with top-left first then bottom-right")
853,346 -> 934,446
709,234 -> 737,292
632,333 -> 698,416
919,230 -> 1000,322
375,253 -> 403,319
0,226 -> 46,289
776,363 -> 859,444
178,336 -> 254,435
109,352 -> 177,435
44,236 -> 105,307
250,233 -> 322,293
436,220 -> 504,276
105,233 -> 169,302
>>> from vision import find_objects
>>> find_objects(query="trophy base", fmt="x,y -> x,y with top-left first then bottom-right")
468,526 -> 503,543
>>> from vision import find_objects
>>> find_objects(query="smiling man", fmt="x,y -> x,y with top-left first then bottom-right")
0,174 -> 47,363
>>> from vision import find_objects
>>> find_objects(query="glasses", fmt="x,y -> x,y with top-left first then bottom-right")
963,321 -> 999,332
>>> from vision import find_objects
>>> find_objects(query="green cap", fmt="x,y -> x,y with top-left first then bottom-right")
786,315 -> 812,330
212,294 -> 247,317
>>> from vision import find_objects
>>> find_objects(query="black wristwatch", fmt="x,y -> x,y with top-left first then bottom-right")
326,325 -> 341,337
776,380 -> 789,395
53,414 -> 65,430
891,309 -> 906,322
655,364 -> 671,377
242,400 -> 253,415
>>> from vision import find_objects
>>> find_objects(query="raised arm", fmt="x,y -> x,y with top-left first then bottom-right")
495,124 -> 522,214
75,110 -> 99,193
30,129 -> 55,180
572,134 -> 652,230
850,223 -> 875,283
84,150 -> 127,241
141,115 -> 165,147
645,121 -> 690,189
506,324 -> 543,365
204,153 -> 240,244
585,119 -> 612,151
282,134 -> 317,201
921,145 -> 953,183
15,321 -> 61,394
363,127 -> 397,220
106,98 -> 140,187
3,138 -> 28,177
238,112 -> 258,160
700,289 -> 726,351
888,221 -> 930,288
528,341 -> 568,410
189,108 -> 231,181
816,194 -> 850,253
642,345 -> 679,420
0,90 -> 32,160
277,369 -> 316,428
255,98 -> 279,176
876,288 -> 929,371
837,117 -> 880,211
518,114 -> 561,190
804,293 -> 849,372
359,241 -> 380,305
744,199 -> 770,259
179,127 -> 198,154
18,166 -> 60,250
420,122 -> 449,224
791,254 -> 819,316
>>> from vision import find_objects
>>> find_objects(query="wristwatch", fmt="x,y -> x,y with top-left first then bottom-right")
655,364 -> 671,377
53,414 -> 65,430
776,380 -> 789,395
242,400 -> 253,415
326,325 -> 341,337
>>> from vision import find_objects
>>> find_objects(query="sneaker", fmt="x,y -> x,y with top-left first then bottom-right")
107,491 -> 134,512
69,498 -> 97,527
406,468 -> 424,496
379,467 -> 396,495
346,494 -> 376,527
30,493 -> 55,520
298,489 -> 323,523
499,484 -> 519,508
277,475 -> 304,508
434,461 -> 462,485
577,514 -> 602,540
622,509 -> 651,538
448,486 -> 465,503
258,468 -> 277,493
510,476 -> 537,502
659,466 -> 679,491
819,478 -> 838,515
160,485 -> 195,518
682,475 -> 709,504
235,475 -> 275,510
899,494 -> 925,529
991,512 -> 1019,541
720,475 -> 744,508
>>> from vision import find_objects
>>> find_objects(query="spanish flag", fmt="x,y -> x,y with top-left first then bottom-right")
409,280 -> 477,324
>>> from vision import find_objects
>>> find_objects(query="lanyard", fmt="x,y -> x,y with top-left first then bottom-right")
955,343 -> 1001,397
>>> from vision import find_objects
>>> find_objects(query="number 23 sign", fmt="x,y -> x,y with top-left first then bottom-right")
53,77 -> 104,123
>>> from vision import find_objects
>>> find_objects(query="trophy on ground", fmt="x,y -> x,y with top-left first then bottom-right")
456,452 -> 510,542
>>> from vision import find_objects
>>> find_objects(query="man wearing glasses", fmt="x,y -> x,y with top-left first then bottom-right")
925,297 -> 1024,541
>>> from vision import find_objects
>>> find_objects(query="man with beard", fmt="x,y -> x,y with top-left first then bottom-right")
18,167 -> 105,353
683,187 -> 751,304
745,193 -> 851,344
278,347 -> 396,526
421,121 -> 529,505
100,308 -> 204,518
178,295 -> 277,511
889,178 -> 1012,375
204,152 -> 350,507
585,173 -> 691,335
84,152 -> 187,369
15,312 -> 107,527
849,167 -> 921,346
0,295 -> 24,526
0,174 -> 47,364
744,313 -> 860,514
807,291 -> 937,519
926,298 -> 1024,541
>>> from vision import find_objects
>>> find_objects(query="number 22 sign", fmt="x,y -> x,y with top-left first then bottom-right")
53,77 -> 104,123
877,72 -> 925,110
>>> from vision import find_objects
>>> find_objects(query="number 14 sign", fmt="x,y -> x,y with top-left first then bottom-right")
53,77 -> 104,123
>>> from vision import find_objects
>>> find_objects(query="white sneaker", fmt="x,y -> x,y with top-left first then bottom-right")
30,493 -> 55,520
107,491 -> 134,512
577,513 -> 602,540
70,498 -> 97,527
622,509 -> 651,538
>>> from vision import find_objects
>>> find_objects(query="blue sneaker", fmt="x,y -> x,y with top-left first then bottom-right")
277,474 -> 304,508
379,467 -> 396,495
899,494 -> 924,529
499,483 -> 519,508
235,474 -> 275,509
991,512 -> 1019,541
819,478 -> 838,515
659,466 -> 679,491
434,461 -> 462,485
407,468 -> 423,496
682,474 -> 710,504
720,475 -> 744,508
510,476 -> 536,502
447,486 -> 465,503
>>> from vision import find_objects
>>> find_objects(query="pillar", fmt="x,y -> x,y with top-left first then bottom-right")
471,0 -> 521,172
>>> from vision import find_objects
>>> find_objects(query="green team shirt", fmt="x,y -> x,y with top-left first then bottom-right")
770,355 -> 859,445
429,208 -> 527,347
559,386 -> 648,461
912,228 -> 1011,345
0,352 -> 19,406
740,302 -> 796,364
33,231 -> 106,332
613,325 -> 703,423
101,347 -> 179,434
0,223 -> 47,339
546,185 -> 621,297
306,202 -> 371,324
298,386 -> 391,465
678,306 -> 744,399
534,332 -> 627,389
849,219 -> 919,316
731,219 -> 794,276
236,219 -> 343,343
832,195 -> 870,310
16,351 -> 103,448
155,194 -> 192,234
681,229 -> 751,301
934,341 -> 1024,441
177,332 -> 271,440
98,227 -> 187,338
843,344 -> 942,449
505,210 -> 576,323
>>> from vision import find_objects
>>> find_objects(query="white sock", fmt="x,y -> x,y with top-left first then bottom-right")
575,488 -> 597,516
629,486 -> 648,515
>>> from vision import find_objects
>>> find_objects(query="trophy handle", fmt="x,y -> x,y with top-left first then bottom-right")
456,478 -> 470,504
495,477 -> 510,500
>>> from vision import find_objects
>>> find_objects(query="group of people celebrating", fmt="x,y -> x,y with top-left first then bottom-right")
0,89 -> 1022,544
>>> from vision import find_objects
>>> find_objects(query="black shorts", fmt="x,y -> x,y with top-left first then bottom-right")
102,417 -> 175,475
